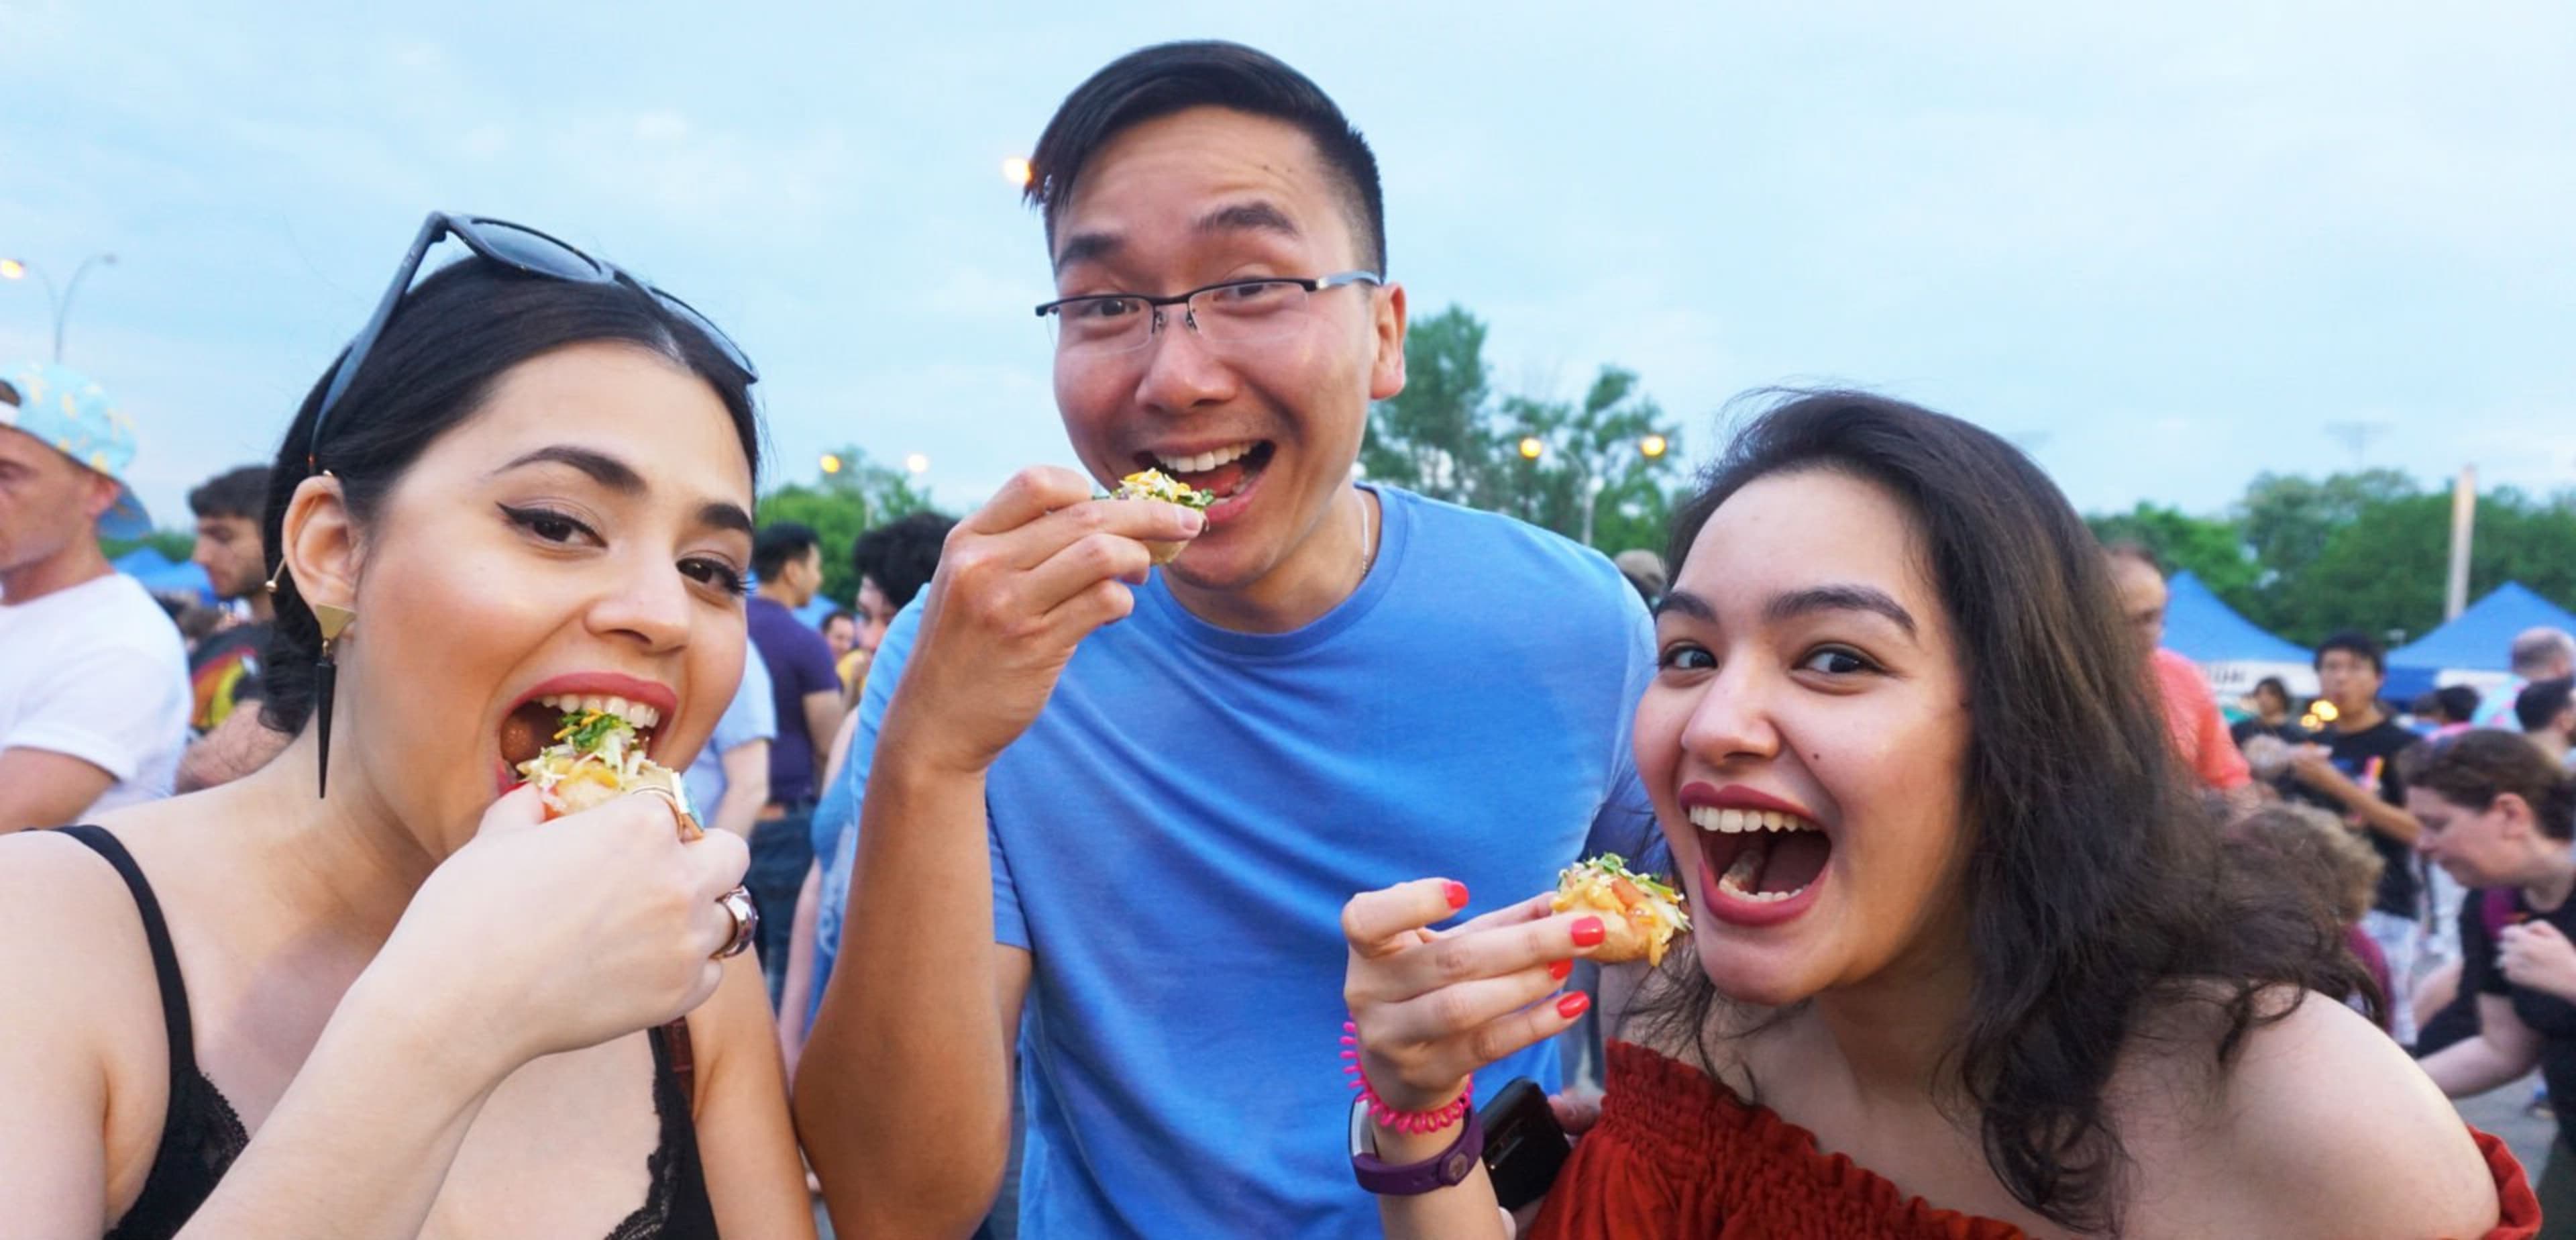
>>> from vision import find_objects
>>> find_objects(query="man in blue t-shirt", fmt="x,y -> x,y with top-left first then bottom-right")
795,42 -> 1655,1239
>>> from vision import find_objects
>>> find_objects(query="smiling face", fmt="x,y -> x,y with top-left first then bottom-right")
1635,468 -> 1976,1006
325,342 -> 754,847
1046,105 -> 1404,596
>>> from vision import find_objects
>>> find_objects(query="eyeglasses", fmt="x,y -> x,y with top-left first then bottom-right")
1033,270 -> 1382,357
308,211 -> 757,466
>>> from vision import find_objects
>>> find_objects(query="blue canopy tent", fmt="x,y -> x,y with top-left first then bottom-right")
111,546 -> 215,605
2383,581 -> 2576,704
2161,571 -> 2313,699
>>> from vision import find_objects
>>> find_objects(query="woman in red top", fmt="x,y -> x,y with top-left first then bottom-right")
1342,392 -> 2536,1237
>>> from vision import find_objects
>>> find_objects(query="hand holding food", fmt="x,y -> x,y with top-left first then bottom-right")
883,466 -> 1208,777
1552,854 -> 1687,966
1110,467 -> 1216,564
1340,880 -> 1603,1114
363,784 -> 750,1072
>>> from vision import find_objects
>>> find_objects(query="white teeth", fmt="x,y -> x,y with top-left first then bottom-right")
1155,442 -> 1253,475
531,692 -> 661,731
1686,804 -> 1820,834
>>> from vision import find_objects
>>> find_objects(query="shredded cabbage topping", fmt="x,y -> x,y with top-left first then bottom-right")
1112,468 -> 1216,509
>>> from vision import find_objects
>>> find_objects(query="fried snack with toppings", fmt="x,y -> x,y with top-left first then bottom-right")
516,706 -> 692,835
1110,468 -> 1215,564
1552,854 -> 1688,966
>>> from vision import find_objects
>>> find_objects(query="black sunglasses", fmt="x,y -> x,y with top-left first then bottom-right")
307,211 -> 757,466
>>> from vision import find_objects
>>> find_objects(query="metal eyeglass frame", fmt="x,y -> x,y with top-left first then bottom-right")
1032,270 -> 1383,352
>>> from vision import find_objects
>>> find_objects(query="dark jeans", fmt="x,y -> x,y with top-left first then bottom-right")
748,810 -> 814,1009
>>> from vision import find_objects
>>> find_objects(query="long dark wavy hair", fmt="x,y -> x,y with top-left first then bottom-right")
1629,391 -> 2367,1233
258,256 -> 761,735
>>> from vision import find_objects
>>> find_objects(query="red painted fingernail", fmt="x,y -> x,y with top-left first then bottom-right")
1557,992 -> 1591,1019
1443,880 -> 1469,909
1549,960 -> 1572,982
1571,917 -> 1605,947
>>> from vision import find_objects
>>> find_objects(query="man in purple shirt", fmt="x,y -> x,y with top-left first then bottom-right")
746,520 -> 845,1002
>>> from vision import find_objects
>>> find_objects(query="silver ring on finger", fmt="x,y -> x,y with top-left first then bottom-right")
714,886 -> 759,960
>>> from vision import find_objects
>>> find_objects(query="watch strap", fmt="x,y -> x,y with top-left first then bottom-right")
1350,1097 -> 1486,1196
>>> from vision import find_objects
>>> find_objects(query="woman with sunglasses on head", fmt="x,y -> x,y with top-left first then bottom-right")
0,214 -> 813,1239
1343,393 -> 2534,1237
2413,729 -> 2576,1223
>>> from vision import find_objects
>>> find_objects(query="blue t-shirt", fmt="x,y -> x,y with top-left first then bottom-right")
683,652 -> 775,816
748,596 -> 840,806
815,486 -> 1656,1237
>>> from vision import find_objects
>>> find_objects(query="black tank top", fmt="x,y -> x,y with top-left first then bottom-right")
58,825 -> 721,1239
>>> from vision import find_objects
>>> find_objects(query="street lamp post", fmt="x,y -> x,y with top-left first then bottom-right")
0,252 -> 119,362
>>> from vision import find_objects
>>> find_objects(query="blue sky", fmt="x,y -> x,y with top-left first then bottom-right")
4,1 -> 2569,531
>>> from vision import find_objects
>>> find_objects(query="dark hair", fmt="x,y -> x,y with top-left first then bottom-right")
2434,684 -> 2482,725
2101,539 -> 2161,574
188,465 -> 270,521
259,256 -> 760,735
1026,41 -> 1387,274
2414,728 -> 2576,841
2251,676 -> 2292,709
2314,629 -> 2385,676
851,511 -> 958,612
2517,676 -> 2575,734
752,521 -> 820,582
821,609 -> 855,631
1637,391 -> 2363,1233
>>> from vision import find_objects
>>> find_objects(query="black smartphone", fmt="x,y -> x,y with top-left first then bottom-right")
1478,1077 -> 1572,1212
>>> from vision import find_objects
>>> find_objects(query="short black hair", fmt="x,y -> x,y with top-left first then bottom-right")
2313,629 -> 2385,676
189,465 -> 270,521
2518,676 -> 2575,733
753,521 -> 820,581
1026,40 -> 1387,274
821,608 -> 855,630
2434,684 -> 2483,725
2252,676 -> 2292,707
851,511 -> 959,612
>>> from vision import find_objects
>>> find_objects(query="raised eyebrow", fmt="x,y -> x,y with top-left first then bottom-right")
698,501 -> 754,537
1654,589 -> 1717,622
1053,230 -> 1119,275
1193,200 -> 1301,242
1765,584 -> 1919,637
492,445 -> 644,493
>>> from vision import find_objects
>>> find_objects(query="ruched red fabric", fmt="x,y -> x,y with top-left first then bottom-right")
1529,1041 -> 2541,1239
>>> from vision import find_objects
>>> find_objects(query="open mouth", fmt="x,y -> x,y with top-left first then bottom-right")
1691,806 -> 1832,905
499,692 -> 665,770
1136,440 -> 1274,503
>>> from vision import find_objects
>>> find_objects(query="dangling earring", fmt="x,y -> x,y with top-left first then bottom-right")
309,602 -> 355,798
266,565 -> 355,798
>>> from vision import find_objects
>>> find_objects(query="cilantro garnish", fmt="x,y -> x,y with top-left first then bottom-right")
555,709 -> 634,754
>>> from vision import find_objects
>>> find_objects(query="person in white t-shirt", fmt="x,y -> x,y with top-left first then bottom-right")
0,362 -> 189,829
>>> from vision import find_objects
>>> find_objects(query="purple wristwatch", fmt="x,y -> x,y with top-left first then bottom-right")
1348,1094 -> 1486,1195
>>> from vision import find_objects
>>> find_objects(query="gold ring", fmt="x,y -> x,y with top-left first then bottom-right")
715,886 -> 759,960
636,784 -> 704,841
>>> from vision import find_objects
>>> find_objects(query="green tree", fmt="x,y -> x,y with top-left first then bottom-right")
1493,367 -> 1684,550
99,530 -> 199,565
759,447 -> 945,607
2084,503 -> 2261,603
1362,306 -> 1496,505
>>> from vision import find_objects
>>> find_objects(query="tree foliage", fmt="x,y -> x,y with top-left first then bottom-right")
2088,472 -> 2576,649
757,446 -> 944,607
1364,306 -> 1685,553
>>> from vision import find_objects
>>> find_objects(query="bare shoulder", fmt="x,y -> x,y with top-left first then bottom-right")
2188,992 -> 2500,1238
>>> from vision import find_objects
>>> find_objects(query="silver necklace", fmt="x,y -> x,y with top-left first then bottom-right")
1357,486 -> 1378,580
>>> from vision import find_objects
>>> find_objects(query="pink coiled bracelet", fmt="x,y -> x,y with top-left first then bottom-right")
1341,1020 -> 1474,1134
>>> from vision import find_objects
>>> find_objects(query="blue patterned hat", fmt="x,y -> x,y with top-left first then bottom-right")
0,360 -> 150,538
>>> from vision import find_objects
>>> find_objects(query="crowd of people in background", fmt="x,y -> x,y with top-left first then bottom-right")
0,36 -> 2558,1240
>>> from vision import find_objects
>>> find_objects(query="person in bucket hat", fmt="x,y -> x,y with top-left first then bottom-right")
0,360 -> 189,829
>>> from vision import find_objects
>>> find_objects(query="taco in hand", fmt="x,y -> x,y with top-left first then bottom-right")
1111,468 -> 1215,564
1553,854 -> 1688,966
516,706 -> 693,836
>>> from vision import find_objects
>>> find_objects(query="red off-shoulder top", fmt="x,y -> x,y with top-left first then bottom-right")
1529,1041 -> 2540,1239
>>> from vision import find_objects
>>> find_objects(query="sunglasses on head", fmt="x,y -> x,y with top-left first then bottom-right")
307,211 -> 757,466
